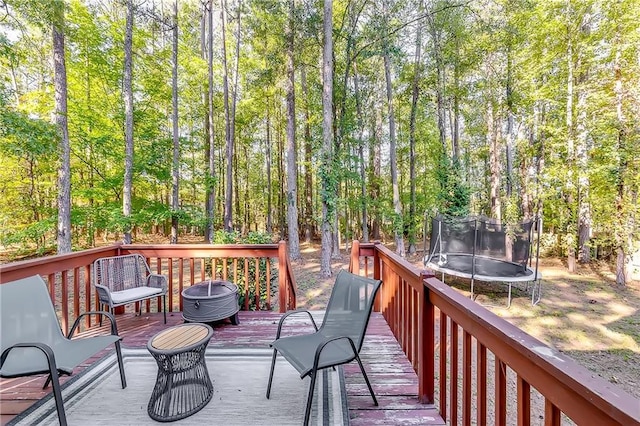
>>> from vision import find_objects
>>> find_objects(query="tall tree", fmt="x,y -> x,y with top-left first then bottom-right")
221,0 -> 233,232
382,0 -> 404,256
301,64 -> 314,243
52,0 -> 71,254
320,0 -> 334,277
123,0 -> 134,244
285,0 -> 301,259
407,0 -> 423,255
205,0 -> 216,243
170,0 -> 180,244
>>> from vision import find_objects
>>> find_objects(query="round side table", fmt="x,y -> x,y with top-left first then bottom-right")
147,323 -> 214,422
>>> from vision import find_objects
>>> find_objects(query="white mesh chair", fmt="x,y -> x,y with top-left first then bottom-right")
0,275 -> 126,426
93,254 -> 167,324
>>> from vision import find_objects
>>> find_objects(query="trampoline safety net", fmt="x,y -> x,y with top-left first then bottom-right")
426,215 -> 535,274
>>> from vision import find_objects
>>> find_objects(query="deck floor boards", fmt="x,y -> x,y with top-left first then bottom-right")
0,311 -> 443,425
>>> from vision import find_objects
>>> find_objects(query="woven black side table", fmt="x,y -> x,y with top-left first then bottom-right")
147,323 -> 214,422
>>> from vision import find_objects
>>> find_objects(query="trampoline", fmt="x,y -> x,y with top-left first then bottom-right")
424,215 -> 542,307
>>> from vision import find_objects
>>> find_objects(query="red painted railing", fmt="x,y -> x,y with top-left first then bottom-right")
0,241 -> 296,335
350,241 -> 639,426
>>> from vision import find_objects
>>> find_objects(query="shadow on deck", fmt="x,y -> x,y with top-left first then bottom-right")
0,310 -> 444,426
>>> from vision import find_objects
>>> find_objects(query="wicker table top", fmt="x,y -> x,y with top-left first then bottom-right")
149,323 -> 211,352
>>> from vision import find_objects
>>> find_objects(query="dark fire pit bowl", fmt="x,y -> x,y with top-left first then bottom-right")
182,280 -> 240,325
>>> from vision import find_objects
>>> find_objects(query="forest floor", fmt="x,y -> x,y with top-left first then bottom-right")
290,241 -> 640,401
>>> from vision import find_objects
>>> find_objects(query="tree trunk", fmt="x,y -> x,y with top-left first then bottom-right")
408,0 -> 423,255
266,104 -> 273,234
320,0 -> 334,277
428,13 -> 446,151
286,0 -> 301,260
488,101 -> 501,220
204,0 -> 216,243
53,3 -> 71,254
353,61 -> 368,243
382,0 -> 404,256
170,0 -> 179,244
505,49 -> 514,199
123,0 -> 134,244
370,106 -> 382,241
301,65 -> 314,243
613,20 -> 629,286
577,10 -> 591,263
221,0 -> 233,232
566,20 -> 577,273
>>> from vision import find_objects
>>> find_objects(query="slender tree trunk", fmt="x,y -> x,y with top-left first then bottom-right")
301,65 -> 314,243
382,0 -> 404,256
203,0 -> 216,242
266,103 -> 272,234
353,62 -> 368,243
488,101 -> 501,220
286,0 -> 301,259
428,13 -> 446,151
613,18 -> 629,286
505,48 -> 515,199
370,105 -> 382,241
53,2 -> 71,254
408,0 -> 423,255
221,0 -> 233,232
170,0 -> 180,244
577,10 -> 591,263
452,37 -> 460,162
565,10 -> 578,272
320,0 -> 334,277
123,0 -> 134,244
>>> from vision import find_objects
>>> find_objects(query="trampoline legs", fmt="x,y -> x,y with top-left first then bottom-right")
531,279 -> 542,306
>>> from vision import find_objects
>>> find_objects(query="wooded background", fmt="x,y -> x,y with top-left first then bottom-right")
0,0 -> 638,282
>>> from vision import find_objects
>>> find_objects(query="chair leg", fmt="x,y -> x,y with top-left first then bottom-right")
50,368 -> 68,426
43,374 -> 52,389
115,340 -> 127,389
265,348 -> 278,399
163,295 -> 167,324
355,354 -> 378,406
303,370 -> 317,426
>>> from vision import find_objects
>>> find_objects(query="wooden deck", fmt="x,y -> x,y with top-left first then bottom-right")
0,310 -> 444,425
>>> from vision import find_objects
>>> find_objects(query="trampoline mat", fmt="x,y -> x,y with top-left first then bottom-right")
427,253 -> 537,282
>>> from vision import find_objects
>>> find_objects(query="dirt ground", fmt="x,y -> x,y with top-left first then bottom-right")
291,242 -> 640,401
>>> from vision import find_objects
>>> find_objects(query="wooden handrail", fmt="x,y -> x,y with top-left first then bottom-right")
0,242 -> 297,334
350,241 -> 640,426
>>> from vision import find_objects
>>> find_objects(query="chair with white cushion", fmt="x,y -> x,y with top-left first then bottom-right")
93,254 -> 167,324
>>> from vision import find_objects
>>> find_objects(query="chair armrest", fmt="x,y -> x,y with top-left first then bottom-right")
146,274 -> 167,293
275,310 -> 319,340
1,342 -> 58,377
94,283 -> 114,306
67,311 -> 120,339
312,335 -> 358,369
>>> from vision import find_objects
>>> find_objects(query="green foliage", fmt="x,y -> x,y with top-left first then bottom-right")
205,231 -> 277,311
436,154 -> 470,218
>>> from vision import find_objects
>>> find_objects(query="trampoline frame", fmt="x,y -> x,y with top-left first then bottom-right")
425,215 -> 543,308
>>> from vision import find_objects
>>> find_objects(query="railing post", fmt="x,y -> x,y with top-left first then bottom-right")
373,242 -> 382,312
418,270 -> 435,404
349,240 -> 360,275
278,240 -> 288,313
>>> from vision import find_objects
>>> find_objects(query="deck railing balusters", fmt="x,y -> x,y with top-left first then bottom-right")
462,330 -> 472,426
517,374 -> 531,426
439,310 -> 447,421
477,341 -> 487,426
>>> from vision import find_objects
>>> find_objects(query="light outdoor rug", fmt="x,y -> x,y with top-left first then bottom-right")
10,347 -> 349,426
